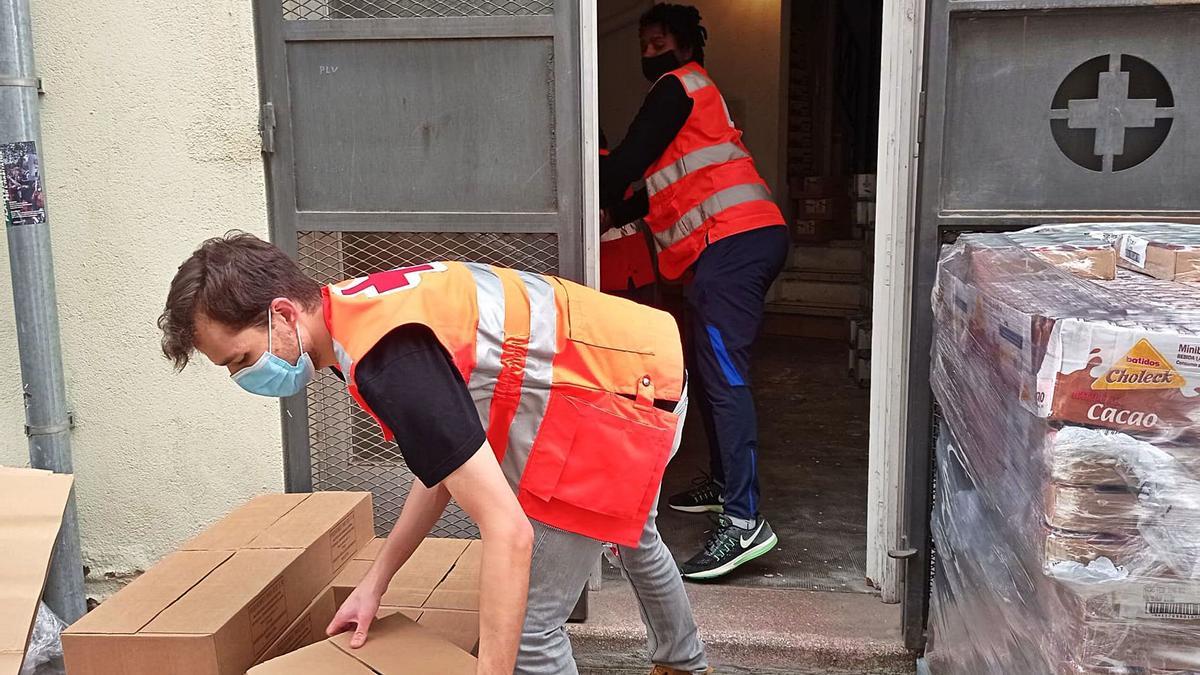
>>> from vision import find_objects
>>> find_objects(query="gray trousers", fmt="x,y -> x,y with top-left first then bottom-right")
515,390 -> 707,675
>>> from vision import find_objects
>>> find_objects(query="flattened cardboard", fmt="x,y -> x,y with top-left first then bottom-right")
0,467 -> 73,675
330,538 -> 468,608
247,612 -> 476,675
259,586 -> 338,663
424,541 -> 481,611
64,549 -> 311,675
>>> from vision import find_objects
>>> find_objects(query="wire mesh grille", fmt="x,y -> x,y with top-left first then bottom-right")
295,230 -> 559,537
282,0 -> 554,20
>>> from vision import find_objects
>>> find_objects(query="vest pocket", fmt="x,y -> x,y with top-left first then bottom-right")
520,393 -> 676,521
555,278 -> 656,355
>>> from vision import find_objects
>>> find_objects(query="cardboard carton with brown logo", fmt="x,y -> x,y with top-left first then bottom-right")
1032,324 -> 1200,438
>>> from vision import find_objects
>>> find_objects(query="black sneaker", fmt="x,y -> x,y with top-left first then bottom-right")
668,476 -> 725,514
679,515 -> 778,580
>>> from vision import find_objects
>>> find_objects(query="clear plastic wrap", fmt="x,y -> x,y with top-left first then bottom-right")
19,602 -> 67,675
926,223 -> 1200,674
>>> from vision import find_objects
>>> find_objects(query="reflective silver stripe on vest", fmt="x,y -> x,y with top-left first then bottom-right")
679,70 -> 712,93
653,182 -> 774,250
644,142 -> 749,196
500,272 -> 557,488
464,263 -> 506,430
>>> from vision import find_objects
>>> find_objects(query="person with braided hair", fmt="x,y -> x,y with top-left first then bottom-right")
600,3 -> 787,581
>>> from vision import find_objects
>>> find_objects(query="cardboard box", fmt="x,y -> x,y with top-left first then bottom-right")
378,608 -> 479,654
424,541 -> 482,611
0,467 -> 73,675
353,537 -> 385,561
1115,231 -> 1200,282
852,200 -> 875,226
247,612 -> 476,674
792,220 -> 850,243
1043,483 -> 1141,533
790,175 -> 847,197
851,173 -> 876,199
330,538 -> 469,607
63,548 -> 315,675
798,196 -> 851,221
258,586 -> 338,663
1032,322 -> 1200,437
183,491 -> 375,604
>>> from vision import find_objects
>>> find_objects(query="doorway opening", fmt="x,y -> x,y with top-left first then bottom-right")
595,0 -> 883,596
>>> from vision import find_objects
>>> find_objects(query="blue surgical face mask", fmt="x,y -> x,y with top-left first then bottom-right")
232,313 -> 314,397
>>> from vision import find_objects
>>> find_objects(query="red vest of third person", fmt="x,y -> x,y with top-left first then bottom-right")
599,147 -> 656,292
323,262 -> 684,547
643,63 -> 785,280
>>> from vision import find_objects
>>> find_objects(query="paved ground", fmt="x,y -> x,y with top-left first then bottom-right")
571,578 -> 913,674
659,335 -> 873,593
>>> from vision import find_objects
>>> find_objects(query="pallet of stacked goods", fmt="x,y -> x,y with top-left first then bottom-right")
923,223 -> 1200,674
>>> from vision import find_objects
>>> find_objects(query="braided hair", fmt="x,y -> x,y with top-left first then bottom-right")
639,4 -> 708,66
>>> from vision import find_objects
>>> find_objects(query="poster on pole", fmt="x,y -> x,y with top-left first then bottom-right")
3,140 -> 46,227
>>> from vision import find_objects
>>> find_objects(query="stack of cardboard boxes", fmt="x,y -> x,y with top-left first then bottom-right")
792,176 -> 851,244
849,173 -> 875,387
925,223 -> 1200,673
61,492 -> 479,674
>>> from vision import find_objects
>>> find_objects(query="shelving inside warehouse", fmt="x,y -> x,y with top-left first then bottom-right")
766,0 -> 881,359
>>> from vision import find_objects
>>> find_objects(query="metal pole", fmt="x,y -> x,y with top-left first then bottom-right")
0,0 -> 86,623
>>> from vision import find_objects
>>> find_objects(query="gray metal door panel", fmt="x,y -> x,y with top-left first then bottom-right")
254,0 -> 583,538
903,0 -> 1200,648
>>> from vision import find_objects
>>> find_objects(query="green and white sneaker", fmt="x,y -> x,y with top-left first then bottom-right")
679,515 -> 778,580
667,476 -> 725,514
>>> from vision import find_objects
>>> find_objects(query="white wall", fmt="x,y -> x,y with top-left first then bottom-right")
598,0 -> 784,194
0,0 -> 281,596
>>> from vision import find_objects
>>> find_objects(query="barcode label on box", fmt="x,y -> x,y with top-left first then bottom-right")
1120,235 -> 1149,268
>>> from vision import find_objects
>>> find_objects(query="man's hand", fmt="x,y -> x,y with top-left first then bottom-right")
600,208 -> 614,232
326,583 -> 383,648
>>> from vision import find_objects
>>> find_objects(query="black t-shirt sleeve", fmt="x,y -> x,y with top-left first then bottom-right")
354,324 -> 486,488
608,188 -> 650,228
600,76 -> 693,209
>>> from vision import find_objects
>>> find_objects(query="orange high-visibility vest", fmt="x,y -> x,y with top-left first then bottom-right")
643,63 -> 784,280
322,262 -> 684,547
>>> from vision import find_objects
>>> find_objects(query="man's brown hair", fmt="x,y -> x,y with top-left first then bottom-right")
158,232 -> 322,370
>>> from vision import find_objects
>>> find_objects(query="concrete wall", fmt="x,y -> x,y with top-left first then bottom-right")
0,0 -> 281,595
598,0 -> 785,194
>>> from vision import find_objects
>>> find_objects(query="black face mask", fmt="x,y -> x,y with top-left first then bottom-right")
641,51 -> 681,82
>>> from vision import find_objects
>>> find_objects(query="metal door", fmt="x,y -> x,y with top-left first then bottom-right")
903,0 -> 1200,647
254,0 -> 584,537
